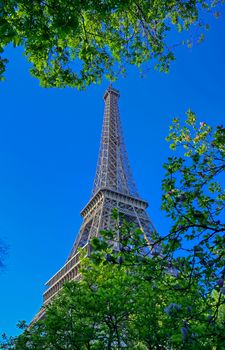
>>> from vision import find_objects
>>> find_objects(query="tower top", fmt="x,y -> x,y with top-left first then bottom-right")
103,85 -> 120,100
92,87 -> 139,199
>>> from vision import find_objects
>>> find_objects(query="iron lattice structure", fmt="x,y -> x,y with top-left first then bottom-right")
32,86 -> 155,323
92,88 -> 139,198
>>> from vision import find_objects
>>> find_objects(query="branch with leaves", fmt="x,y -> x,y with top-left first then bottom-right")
0,0 -> 224,88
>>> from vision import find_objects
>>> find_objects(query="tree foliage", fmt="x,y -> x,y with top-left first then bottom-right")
162,111 -> 225,298
1,116 -> 225,349
0,0 -> 223,88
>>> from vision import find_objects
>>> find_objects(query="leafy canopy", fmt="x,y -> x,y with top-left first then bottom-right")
162,112 -> 225,297
0,0 -> 223,88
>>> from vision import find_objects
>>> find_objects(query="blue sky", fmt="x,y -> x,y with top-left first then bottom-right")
0,11 -> 225,336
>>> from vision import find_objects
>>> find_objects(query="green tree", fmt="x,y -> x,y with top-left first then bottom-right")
1,218 -> 224,349
160,112 -> 225,348
0,0 -> 223,88
162,112 -> 225,297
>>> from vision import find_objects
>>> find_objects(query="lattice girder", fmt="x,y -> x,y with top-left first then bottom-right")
68,188 -> 154,260
92,87 -> 139,199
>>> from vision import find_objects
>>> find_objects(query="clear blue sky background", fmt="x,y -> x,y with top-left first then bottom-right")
0,11 -> 225,336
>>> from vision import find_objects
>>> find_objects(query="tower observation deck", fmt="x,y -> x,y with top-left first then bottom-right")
32,86 -> 155,323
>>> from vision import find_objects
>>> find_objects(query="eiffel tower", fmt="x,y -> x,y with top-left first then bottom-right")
32,86 -> 155,322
